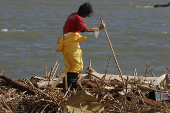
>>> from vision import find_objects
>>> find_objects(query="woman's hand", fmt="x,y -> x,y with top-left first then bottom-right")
99,18 -> 106,30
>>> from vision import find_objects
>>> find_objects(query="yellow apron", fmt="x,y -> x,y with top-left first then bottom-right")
55,32 -> 87,73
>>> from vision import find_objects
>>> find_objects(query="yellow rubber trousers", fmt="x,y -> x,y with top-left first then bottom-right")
55,32 -> 87,73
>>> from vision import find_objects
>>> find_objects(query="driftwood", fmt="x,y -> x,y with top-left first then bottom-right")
30,76 -> 63,89
0,71 -> 35,94
0,60 -> 170,112
81,66 -> 161,86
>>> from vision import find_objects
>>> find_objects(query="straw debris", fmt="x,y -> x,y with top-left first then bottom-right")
0,61 -> 170,113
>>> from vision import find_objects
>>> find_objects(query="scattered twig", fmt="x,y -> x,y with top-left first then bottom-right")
167,68 -> 170,72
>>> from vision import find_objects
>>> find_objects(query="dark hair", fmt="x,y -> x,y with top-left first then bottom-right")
77,2 -> 93,17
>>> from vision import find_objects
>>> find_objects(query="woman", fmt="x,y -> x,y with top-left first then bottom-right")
56,2 -> 105,91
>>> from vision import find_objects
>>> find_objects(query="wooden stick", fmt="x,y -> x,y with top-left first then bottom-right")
90,73 -> 112,87
102,55 -> 111,83
145,60 -> 149,77
63,84 -> 71,98
151,72 -> 155,77
79,102 -> 84,113
51,61 -> 58,76
48,68 -> 53,87
126,76 -> 128,93
50,72 -> 66,90
52,65 -> 64,79
89,60 -> 91,68
125,76 -> 128,105
166,68 -> 170,72
160,82 -> 162,106
47,61 -> 58,78
148,66 -> 157,73
134,68 -> 137,76
52,64 -> 59,78
100,18 -> 124,84
45,66 -> 48,78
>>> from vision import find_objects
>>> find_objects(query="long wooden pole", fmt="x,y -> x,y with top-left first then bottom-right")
100,18 -> 124,84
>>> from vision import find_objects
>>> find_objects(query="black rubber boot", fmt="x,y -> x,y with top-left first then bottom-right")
67,72 -> 72,89
67,72 -> 78,91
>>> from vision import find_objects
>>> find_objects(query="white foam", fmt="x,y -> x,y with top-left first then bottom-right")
136,5 -> 153,8
11,29 -> 25,32
1,29 -> 8,32
143,5 -> 154,8
162,31 -> 167,34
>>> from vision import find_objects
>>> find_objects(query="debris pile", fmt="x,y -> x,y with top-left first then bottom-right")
0,61 -> 170,113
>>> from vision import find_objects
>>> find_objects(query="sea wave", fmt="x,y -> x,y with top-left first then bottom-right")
136,5 -> 154,8
1,29 -> 25,32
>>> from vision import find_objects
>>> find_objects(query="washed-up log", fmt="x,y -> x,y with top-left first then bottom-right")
0,71 -> 36,94
29,73 -> 67,89
83,67 -> 162,85
81,78 -> 140,87
30,76 -> 62,89
36,80 -> 59,89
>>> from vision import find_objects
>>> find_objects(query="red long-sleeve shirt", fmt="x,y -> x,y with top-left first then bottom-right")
64,13 -> 87,34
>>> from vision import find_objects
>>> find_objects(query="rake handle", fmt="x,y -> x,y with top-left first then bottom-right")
100,18 -> 124,83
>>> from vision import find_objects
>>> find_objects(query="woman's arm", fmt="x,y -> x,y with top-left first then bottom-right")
84,27 -> 99,32
84,21 -> 106,32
